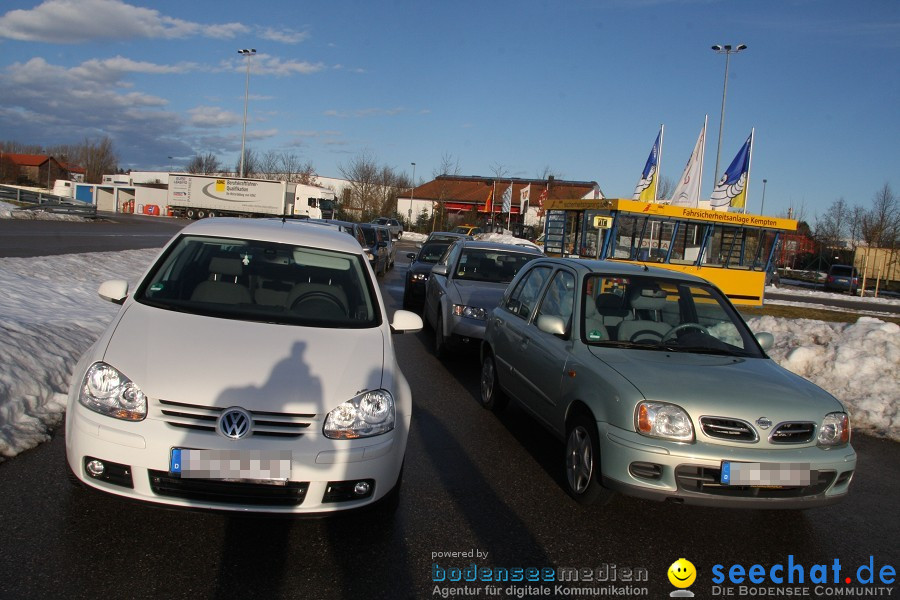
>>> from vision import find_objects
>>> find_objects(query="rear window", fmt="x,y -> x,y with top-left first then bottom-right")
830,265 -> 857,277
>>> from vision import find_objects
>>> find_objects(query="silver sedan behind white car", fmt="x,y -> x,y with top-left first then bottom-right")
423,240 -> 542,358
65,217 -> 422,514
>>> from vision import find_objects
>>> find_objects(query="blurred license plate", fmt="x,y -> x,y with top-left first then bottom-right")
721,462 -> 810,486
170,448 -> 291,484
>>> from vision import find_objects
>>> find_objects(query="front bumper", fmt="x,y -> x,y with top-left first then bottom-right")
598,423 -> 856,509
445,314 -> 488,349
65,402 -> 408,514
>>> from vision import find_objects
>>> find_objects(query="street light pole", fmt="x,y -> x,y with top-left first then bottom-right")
238,48 -> 256,179
408,162 -> 416,226
711,44 -> 747,188
760,178 -> 768,215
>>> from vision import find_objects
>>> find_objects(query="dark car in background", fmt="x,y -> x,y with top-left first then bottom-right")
359,223 -> 391,276
402,240 -> 453,311
824,264 -> 859,294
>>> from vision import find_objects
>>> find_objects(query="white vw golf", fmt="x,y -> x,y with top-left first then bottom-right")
65,218 -> 422,514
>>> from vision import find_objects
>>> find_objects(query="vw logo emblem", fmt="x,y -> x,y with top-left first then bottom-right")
756,417 -> 773,430
217,407 -> 252,439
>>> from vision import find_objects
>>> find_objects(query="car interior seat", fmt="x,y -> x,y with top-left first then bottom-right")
617,285 -> 670,342
190,256 -> 252,304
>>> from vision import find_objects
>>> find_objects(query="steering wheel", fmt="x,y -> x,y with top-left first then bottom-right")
290,291 -> 347,316
662,323 -> 709,342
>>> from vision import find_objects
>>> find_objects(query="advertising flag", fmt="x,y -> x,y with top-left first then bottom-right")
484,187 -> 493,213
520,183 -> 531,214
710,131 -> 753,211
501,183 -> 512,213
670,117 -> 707,207
632,126 -> 663,202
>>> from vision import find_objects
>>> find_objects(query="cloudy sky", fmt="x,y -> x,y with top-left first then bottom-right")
0,0 -> 897,219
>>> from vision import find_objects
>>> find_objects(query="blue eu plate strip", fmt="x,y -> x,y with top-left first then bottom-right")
171,448 -> 182,473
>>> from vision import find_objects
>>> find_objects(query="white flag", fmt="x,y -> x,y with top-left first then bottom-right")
501,183 -> 512,213
670,117 -> 707,207
519,183 -> 531,214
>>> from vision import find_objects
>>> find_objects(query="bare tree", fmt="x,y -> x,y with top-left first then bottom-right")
537,165 -> 564,181
75,136 -> 118,184
861,183 -> 898,247
258,150 -> 281,179
280,154 -> 319,186
338,149 -> 383,219
814,198 -> 850,250
656,176 -> 674,202
186,153 -> 221,175
234,148 -> 258,178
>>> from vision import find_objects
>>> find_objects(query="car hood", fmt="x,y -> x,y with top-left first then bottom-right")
449,279 -> 508,308
589,347 -> 844,419
100,302 -> 386,413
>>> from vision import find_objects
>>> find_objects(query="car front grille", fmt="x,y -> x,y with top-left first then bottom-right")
769,422 -> 816,444
157,399 -> 316,438
699,417 -> 758,442
675,465 -> 835,498
148,470 -> 309,506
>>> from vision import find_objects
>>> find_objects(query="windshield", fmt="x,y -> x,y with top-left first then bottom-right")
418,242 -> 451,263
454,248 -> 539,283
361,227 -> 378,245
581,274 -> 763,357
135,234 -> 380,328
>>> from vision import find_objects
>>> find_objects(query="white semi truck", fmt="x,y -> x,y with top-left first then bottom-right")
167,174 -> 335,220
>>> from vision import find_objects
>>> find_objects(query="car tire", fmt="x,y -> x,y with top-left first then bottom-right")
197,210 -> 206,219
434,314 -> 448,359
186,208 -> 196,219
206,210 -> 216,218
564,412 -> 612,506
479,352 -> 508,412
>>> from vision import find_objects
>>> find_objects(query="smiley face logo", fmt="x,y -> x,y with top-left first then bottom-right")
668,558 -> 696,588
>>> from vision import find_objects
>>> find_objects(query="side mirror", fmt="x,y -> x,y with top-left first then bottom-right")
536,314 -> 567,336
98,279 -> 129,305
755,332 -> 775,351
431,264 -> 449,277
390,310 -> 424,334
406,252 -> 417,260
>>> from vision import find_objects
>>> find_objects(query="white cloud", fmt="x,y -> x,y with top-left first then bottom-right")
259,27 -> 310,44
0,0 -> 247,43
323,107 -> 409,118
188,106 -> 240,128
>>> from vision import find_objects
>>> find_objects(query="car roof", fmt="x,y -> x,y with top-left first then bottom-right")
525,256 -> 712,285
179,217 -> 364,255
454,239 -> 543,254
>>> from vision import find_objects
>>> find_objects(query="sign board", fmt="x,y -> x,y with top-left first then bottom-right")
593,216 -> 613,229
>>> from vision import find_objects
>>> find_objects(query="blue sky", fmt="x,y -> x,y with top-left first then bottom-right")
0,0 -> 897,220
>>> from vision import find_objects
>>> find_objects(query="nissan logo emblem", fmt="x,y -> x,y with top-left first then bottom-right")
756,417 -> 773,430
217,408 -> 252,439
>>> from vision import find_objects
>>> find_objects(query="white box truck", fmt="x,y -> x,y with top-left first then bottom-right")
166,174 -> 335,220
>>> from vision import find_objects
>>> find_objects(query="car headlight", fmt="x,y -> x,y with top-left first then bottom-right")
818,412 -> 850,446
323,389 -> 395,439
452,304 -> 487,320
78,362 -> 147,421
410,273 -> 427,282
636,401 -> 694,442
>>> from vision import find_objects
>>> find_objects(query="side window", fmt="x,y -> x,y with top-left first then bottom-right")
505,266 -> 552,320
536,270 -> 575,337
441,243 -> 461,269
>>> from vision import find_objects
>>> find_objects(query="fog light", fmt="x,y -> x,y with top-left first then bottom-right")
354,481 -> 371,496
86,459 -> 105,477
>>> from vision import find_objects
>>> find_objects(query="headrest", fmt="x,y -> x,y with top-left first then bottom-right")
629,286 -> 667,311
209,256 -> 244,277
595,292 -> 625,310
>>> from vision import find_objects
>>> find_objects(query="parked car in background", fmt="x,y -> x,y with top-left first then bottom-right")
375,224 -> 396,270
305,219 -> 367,250
452,225 -> 483,237
423,240 -> 542,358
479,258 -> 855,509
372,217 -> 403,239
426,231 -> 472,244
402,240 -> 453,311
359,223 -> 391,277
824,264 -> 859,294
65,217 -> 424,515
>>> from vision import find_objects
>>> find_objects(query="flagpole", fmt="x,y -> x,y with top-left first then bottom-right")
744,128 -> 755,214
698,115 -> 707,206
656,124 -> 664,203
